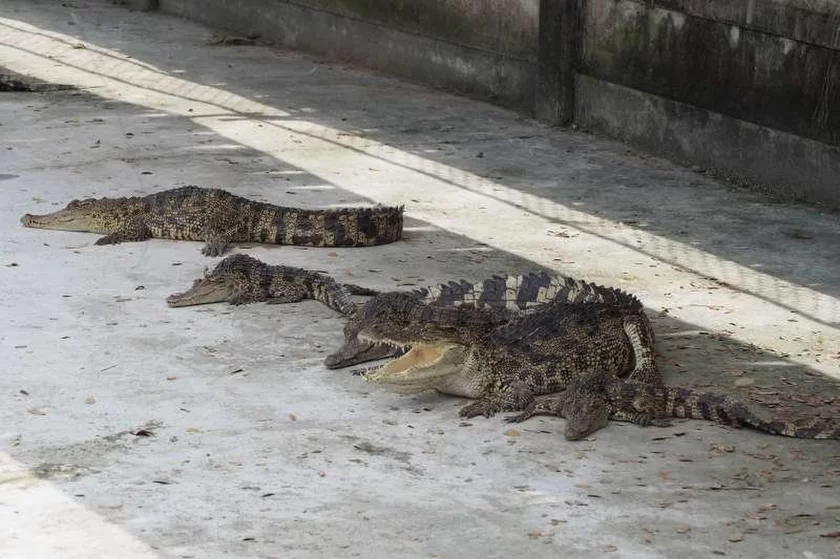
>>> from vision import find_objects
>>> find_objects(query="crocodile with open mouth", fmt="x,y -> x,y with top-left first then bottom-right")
21,186 -> 404,256
354,286 -> 659,419
323,272 -> 653,370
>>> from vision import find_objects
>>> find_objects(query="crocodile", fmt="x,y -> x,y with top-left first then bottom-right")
167,253 -> 376,312
21,186 -> 404,256
356,287 -> 659,419
507,371 -> 840,440
324,272 -> 650,369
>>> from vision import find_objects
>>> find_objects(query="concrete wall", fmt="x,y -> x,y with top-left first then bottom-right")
154,0 -> 840,208
581,0 -> 839,146
158,0 -> 539,108
572,0 -> 840,207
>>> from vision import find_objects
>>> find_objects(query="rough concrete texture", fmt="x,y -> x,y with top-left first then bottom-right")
0,1 -> 839,557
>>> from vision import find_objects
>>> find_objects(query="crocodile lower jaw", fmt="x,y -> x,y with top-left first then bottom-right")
20,212 -> 91,231
362,342 -> 465,385
166,283 -> 232,307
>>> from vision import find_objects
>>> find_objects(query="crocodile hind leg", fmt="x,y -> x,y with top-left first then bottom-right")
94,220 -> 152,246
343,283 -> 379,296
623,316 -> 660,384
201,212 -> 242,256
610,410 -> 672,428
265,284 -> 308,305
201,232 -> 233,257
609,384 -> 673,428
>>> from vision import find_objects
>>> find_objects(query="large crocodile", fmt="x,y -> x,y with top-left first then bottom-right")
356,289 -> 659,419
324,272 -> 651,370
507,371 -> 840,440
21,186 -> 404,256
167,253 -> 376,312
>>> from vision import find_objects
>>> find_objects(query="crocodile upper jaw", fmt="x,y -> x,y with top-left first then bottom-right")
167,280 -> 232,307
360,340 -> 468,387
21,210 -> 96,231
323,338 -> 399,369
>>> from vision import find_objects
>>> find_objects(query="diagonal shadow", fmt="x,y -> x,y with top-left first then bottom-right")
2,4 -> 840,557
1,12 -> 837,331
0,0 -> 836,422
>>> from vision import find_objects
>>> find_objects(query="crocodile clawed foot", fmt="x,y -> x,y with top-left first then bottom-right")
227,295 -> 252,306
504,402 -> 536,423
504,411 -> 532,423
201,241 -> 228,257
459,400 -> 498,419
632,412 -> 654,426
95,234 -> 121,246
649,418 -> 673,428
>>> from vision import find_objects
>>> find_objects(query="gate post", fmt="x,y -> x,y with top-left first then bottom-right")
535,0 -> 580,124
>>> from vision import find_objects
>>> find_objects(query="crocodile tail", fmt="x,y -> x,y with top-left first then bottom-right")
406,271 -> 645,314
565,278 -> 645,311
311,276 -> 358,315
268,205 -> 404,247
415,272 -> 562,310
348,204 -> 403,246
488,274 -> 643,312
662,386 -> 840,439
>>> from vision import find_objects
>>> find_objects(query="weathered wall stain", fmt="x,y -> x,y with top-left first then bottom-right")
582,0 -> 840,146
654,0 -> 840,50
293,0 -> 539,58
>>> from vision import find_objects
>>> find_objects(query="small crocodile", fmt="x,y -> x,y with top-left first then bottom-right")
324,272 -> 653,370
507,371 -> 840,440
21,186 -> 404,256
167,254 -> 376,313
356,288 -> 659,419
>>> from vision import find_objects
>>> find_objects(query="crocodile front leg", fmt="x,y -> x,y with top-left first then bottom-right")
94,220 -> 152,246
226,271 -> 268,305
458,380 -> 535,418
265,293 -> 307,305
264,282 -> 309,305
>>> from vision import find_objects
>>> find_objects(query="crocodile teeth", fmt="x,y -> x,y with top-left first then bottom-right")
363,343 -> 460,384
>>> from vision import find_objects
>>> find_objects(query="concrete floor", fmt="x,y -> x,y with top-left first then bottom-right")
1,1 -> 839,557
